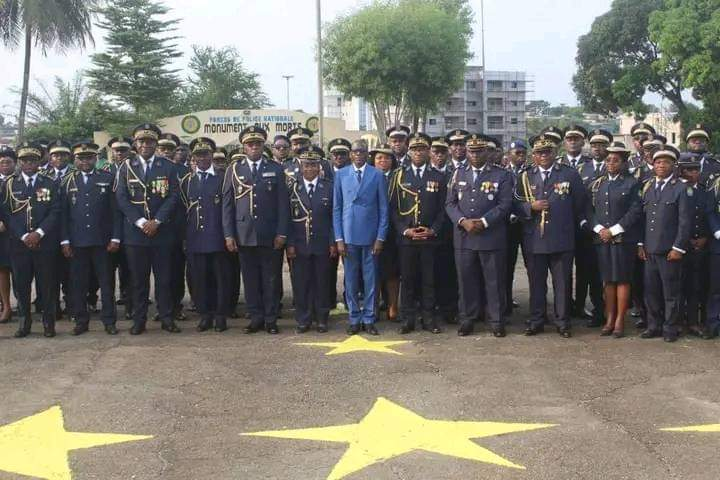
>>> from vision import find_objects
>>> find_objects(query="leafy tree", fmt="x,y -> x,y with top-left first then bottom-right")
86,0 -> 182,116
572,0 -> 686,118
179,46 -> 272,111
649,0 -> 720,149
0,0 -> 96,139
22,73 -> 108,142
322,0 -> 472,137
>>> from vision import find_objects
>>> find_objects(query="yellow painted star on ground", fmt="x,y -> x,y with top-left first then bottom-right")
295,335 -> 410,355
0,406 -> 152,480
661,423 -> 720,432
243,397 -> 555,479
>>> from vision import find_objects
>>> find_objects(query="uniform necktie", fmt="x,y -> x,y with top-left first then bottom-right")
473,168 -> 482,186
251,162 -> 258,180
415,167 -> 422,181
308,183 -> 314,199
655,180 -> 662,193
83,173 -> 91,185
542,171 -> 550,186
24,177 -> 33,196
199,171 -> 208,183
356,169 -> 362,183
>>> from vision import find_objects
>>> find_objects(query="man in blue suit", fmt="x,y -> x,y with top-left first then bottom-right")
333,139 -> 389,335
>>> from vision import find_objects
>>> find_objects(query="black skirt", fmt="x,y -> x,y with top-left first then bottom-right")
596,242 -> 635,283
0,231 -> 9,268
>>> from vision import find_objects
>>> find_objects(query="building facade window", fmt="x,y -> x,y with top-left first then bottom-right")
466,100 -> 477,107
466,81 -> 477,89
487,97 -> 503,111
428,118 -> 437,126
487,116 -> 504,129
510,117 -> 518,125
487,80 -> 503,91
467,118 -> 478,126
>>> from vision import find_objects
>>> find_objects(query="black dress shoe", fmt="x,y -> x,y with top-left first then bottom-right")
196,319 -> 213,332
296,325 -> 311,334
105,325 -> 118,335
87,304 -> 98,313
428,322 -> 442,334
524,326 -> 543,336
347,324 -> 361,335
640,330 -> 659,339
44,326 -> 56,338
558,328 -> 572,338
512,299 -> 520,308
492,327 -> 506,337
161,322 -> 181,333
129,325 -> 146,335
175,311 -> 187,321
664,335 -> 678,343
457,321 -> 473,337
317,323 -> 328,333
399,324 -> 414,334
266,324 -> 279,334
116,298 -> 126,306
702,330 -> 718,340
72,324 -> 89,336
214,319 -> 227,332
14,329 -> 30,338
586,317 -> 602,328
125,311 -> 133,320
244,323 -> 261,334
635,319 -> 648,329
152,313 -> 160,322
366,324 -> 379,335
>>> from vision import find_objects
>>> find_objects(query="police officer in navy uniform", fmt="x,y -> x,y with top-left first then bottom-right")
628,135 -> 665,328
327,138 -> 352,307
0,142 -> 61,337
103,136 -> 134,318
155,132 -> 189,321
223,126 -> 290,334
629,122 -> 656,169
284,127 -> 333,183
505,139 -> 529,316
180,137 -> 231,333
684,124 -> 720,187
446,129 -> 469,173
637,145 -> 691,342
574,129 -> 613,326
59,141 -> 121,335
558,125 -> 591,168
446,133 -> 513,337
286,146 -> 336,333
115,123 -> 181,335
703,172 -> 720,339
429,136 -> 459,323
630,135 -> 665,184
389,132 -> 447,334
677,156 -> 709,336
514,134 -> 586,338
387,125 -> 411,167
48,140 -> 74,318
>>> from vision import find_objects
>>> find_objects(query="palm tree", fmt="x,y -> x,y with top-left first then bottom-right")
0,0 -> 96,140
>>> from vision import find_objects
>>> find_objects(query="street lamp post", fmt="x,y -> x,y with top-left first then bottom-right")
282,75 -> 294,110
316,0 -> 324,147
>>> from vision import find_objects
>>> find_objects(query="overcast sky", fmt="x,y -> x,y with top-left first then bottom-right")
0,0 -> 613,120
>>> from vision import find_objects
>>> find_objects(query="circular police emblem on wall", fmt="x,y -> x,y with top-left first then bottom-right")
181,115 -> 202,134
306,116 -> 320,133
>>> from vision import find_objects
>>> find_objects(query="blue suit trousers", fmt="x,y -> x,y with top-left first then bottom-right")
344,244 -> 378,325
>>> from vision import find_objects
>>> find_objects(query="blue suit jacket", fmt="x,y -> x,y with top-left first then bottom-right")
332,164 -> 389,246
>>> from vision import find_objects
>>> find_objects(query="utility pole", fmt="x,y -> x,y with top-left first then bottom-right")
481,0 -> 486,70
316,0 -> 325,147
282,75 -> 294,110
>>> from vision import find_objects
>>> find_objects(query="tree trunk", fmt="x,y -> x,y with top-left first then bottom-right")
17,23 -> 32,141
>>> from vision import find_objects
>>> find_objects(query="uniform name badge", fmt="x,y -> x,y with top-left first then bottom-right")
457,181 -> 467,201
426,181 -> 438,193
214,194 -> 221,205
